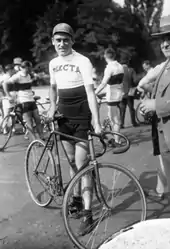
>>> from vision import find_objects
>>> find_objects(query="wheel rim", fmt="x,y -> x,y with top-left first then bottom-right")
25,140 -> 55,207
63,163 -> 146,249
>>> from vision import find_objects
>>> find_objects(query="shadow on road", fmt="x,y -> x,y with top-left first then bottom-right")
123,125 -> 151,146
139,171 -> 170,220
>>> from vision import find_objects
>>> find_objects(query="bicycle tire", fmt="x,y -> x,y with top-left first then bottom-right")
62,163 -> 146,249
25,139 -> 56,207
0,115 -> 14,151
102,131 -> 130,154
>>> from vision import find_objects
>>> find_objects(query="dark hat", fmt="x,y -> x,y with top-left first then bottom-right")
20,61 -> 32,68
52,23 -> 74,37
152,15 -> 170,37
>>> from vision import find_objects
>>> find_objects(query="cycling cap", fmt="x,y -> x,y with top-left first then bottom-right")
52,23 -> 74,37
13,57 -> 23,65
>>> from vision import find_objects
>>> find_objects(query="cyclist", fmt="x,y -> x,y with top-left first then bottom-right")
95,48 -> 124,143
3,61 -> 43,140
49,23 -> 102,235
1,64 -> 16,134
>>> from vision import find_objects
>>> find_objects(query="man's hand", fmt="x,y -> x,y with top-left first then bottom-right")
140,99 -> 156,114
137,85 -> 145,94
94,123 -> 102,135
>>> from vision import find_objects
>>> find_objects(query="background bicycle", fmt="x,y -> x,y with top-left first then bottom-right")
96,94 -> 130,154
0,96 -> 51,151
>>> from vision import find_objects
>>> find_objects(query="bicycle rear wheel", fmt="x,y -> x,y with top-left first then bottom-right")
25,139 -> 57,207
62,163 -> 146,249
0,115 -> 14,150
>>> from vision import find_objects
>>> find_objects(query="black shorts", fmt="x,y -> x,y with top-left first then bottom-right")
58,118 -> 91,141
19,101 -> 37,114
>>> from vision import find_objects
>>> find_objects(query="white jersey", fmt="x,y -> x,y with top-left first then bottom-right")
104,61 -> 124,103
49,50 -> 94,121
7,71 -> 34,103
49,50 -> 93,89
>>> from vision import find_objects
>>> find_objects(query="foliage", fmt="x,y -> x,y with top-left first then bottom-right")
32,0 -> 80,63
0,0 -> 164,70
124,0 -> 163,33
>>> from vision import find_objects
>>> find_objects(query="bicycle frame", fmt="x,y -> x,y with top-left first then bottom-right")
33,124 -> 110,208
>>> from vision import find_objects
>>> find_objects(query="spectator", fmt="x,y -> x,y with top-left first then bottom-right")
142,60 -> 154,94
95,48 -> 124,143
13,57 -> 23,72
138,14 -> 170,199
120,56 -> 138,128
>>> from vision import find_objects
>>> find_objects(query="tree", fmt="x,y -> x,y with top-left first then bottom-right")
31,0 -> 80,63
124,0 -> 164,33
75,0 -> 154,70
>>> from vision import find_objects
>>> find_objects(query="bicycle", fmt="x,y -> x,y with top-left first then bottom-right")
25,113 -> 147,249
97,94 -> 130,154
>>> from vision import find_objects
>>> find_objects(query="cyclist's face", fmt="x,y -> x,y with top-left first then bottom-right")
160,34 -> 170,58
52,33 -> 74,56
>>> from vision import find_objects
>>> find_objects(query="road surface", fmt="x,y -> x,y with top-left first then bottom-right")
0,86 -> 170,249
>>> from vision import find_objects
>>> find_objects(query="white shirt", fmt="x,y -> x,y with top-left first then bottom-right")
7,71 -> 34,103
49,50 -> 94,89
104,61 -> 124,102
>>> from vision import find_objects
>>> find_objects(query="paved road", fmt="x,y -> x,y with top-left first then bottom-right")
0,86 -> 170,249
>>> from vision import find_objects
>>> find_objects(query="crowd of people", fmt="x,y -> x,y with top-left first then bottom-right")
0,58 -> 43,139
1,16 -> 170,236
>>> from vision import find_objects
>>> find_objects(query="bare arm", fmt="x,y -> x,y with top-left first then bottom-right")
80,57 -> 101,128
49,61 -> 58,117
95,71 -> 110,95
85,84 -> 101,126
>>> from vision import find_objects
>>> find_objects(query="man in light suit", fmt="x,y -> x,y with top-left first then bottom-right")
138,15 -> 170,199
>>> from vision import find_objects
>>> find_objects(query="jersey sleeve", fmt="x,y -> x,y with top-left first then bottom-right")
49,60 -> 56,86
79,57 -> 94,86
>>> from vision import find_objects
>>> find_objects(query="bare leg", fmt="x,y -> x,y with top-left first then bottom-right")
108,105 -> 121,143
62,140 -> 81,196
23,111 -> 35,140
32,108 -> 43,139
75,142 -> 92,210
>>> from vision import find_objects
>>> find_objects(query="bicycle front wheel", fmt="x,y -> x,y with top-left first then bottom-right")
25,139 -> 56,207
62,163 -> 146,249
0,115 -> 14,151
